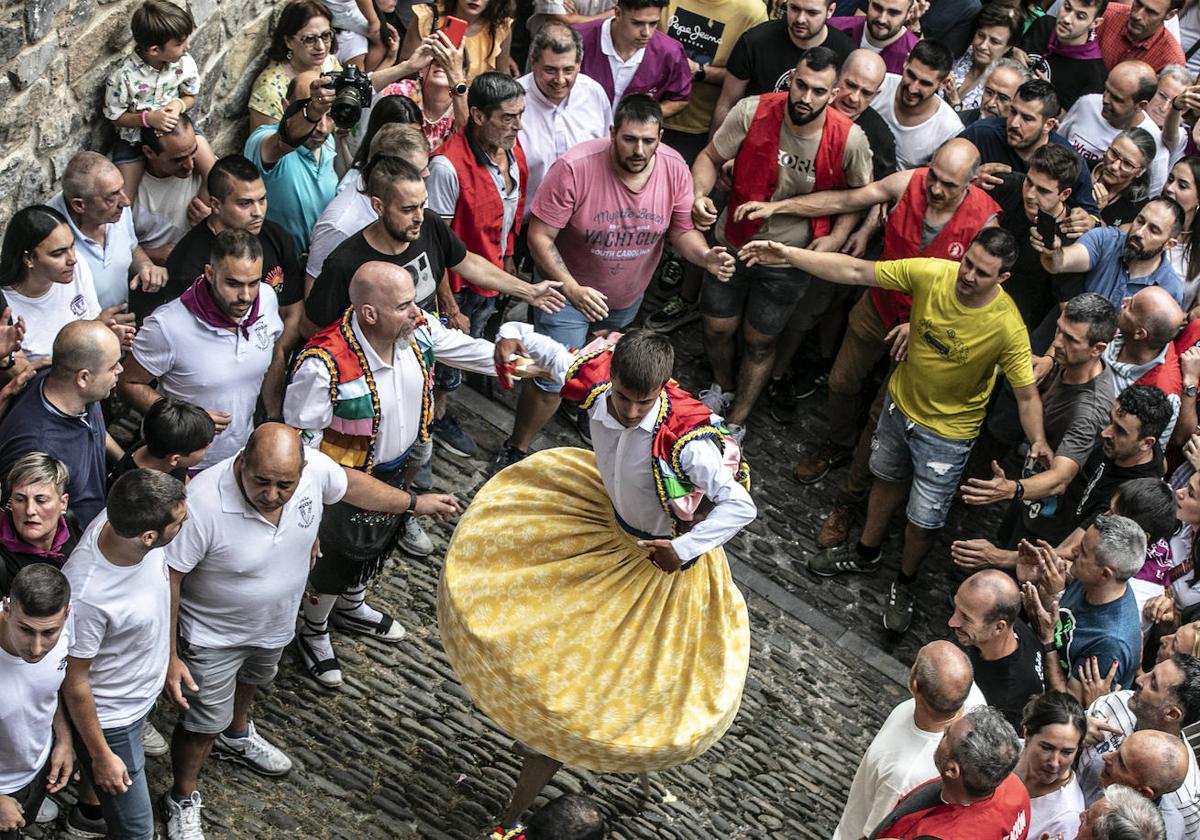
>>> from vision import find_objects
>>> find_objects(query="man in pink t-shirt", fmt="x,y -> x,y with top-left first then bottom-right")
487,94 -> 734,474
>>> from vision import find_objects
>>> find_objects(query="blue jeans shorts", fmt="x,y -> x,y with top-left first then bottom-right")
869,394 -> 975,530
531,294 -> 643,392
73,713 -> 153,840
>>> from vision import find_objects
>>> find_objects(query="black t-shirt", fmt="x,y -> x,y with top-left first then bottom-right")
134,219 -> 305,323
1019,16 -> 1107,113
967,621 -> 1046,731
305,211 -> 467,329
1074,446 -> 1165,528
725,20 -> 854,96
1101,191 -> 1149,228
856,105 -> 898,181
991,173 -> 1086,329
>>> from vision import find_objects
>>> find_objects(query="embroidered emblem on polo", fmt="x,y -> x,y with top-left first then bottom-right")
298,497 -> 315,527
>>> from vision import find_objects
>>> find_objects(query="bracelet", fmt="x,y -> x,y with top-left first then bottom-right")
140,110 -> 150,128
407,491 -> 418,514
302,102 -> 321,124
1013,480 -> 1025,501
1041,640 -> 1057,654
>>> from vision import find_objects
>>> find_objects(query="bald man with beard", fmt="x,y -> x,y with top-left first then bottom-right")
835,641 -> 986,840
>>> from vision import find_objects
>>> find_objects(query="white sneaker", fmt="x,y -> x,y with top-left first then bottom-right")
163,791 -> 205,840
213,721 -> 293,776
36,796 -> 59,824
698,384 -> 734,414
727,422 -> 746,446
142,722 -> 169,757
399,515 -> 434,556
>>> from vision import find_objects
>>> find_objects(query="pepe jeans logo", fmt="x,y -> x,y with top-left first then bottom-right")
298,497 -> 315,528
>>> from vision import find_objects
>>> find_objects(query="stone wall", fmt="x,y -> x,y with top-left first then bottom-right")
0,0 -> 280,222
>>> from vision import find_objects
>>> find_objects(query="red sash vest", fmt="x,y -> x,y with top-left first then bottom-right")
870,168 -> 1000,328
434,129 -> 528,298
724,94 -> 852,248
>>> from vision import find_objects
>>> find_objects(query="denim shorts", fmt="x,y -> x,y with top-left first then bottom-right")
869,394 -> 976,530
530,294 -> 643,393
177,639 -> 284,735
700,259 -> 810,336
111,137 -> 144,164
72,713 -> 153,840
434,288 -> 499,392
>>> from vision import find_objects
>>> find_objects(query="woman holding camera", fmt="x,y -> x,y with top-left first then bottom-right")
250,0 -> 344,131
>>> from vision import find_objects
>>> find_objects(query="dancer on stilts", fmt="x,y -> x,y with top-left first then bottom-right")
438,325 -> 757,835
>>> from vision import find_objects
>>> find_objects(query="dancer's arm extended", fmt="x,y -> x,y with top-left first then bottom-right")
493,321 -> 578,391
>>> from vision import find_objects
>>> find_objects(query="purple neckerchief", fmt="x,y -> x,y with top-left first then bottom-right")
0,511 -> 70,565
1045,31 -> 1103,60
180,275 -> 261,339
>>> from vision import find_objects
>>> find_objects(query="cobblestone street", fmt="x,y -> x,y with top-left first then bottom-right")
29,299 -> 1004,838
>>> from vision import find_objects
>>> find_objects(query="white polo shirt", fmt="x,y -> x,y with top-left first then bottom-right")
518,72 -> 613,217
64,512 -> 171,729
0,614 -> 71,792
132,285 -> 284,470
600,17 -> 644,102
165,449 -> 348,649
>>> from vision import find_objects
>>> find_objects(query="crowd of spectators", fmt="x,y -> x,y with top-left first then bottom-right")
12,0 -> 1200,835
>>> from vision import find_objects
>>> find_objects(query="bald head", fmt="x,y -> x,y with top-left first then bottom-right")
1122,730 -> 1189,797
1107,61 -> 1159,128
962,570 -> 1022,623
52,320 -> 119,379
932,138 -> 983,181
1129,286 -> 1185,347
243,423 -> 304,475
842,49 -> 886,86
911,640 -> 974,716
348,261 -> 414,310
833,50 -> 887,119
348,261 -> 422,342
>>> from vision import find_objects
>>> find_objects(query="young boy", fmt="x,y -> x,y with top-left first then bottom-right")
106,397 -> 216,489
103,0 -> 214,200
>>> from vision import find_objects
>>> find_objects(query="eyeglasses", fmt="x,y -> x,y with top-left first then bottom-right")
297,30 -> 333,46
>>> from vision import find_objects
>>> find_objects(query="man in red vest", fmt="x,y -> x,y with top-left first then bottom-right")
740,138 -> 1000,548
689,46 -> 875,443
426,72 -> 530,459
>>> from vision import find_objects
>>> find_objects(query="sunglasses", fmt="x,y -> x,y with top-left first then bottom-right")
297,30 -> 333,46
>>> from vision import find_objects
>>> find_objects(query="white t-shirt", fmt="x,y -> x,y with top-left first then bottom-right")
6,260 -> 101,362
63,513 -> 171,729
872,74 -> 965,169
165,449 -> 347,649
0,614 -> 71,792
1168,241 -> 1200,312
306,174 -> 377,279
1058,95 -> 1169,194
132,286 -> 283,469
136,170 -> 202,244
834,685 -> 987,840
1029,776 -> 1086,840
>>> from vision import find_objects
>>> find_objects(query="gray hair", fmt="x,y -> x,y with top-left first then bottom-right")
6,452 -> 69,497
1094,514 -> 1149,582
951,707 -> 1021,798
467,71 -> 525,117
985,57 -> 1030,84
531,20 -> 583,63
61,151 -> 118,201
1093,785 -> 1167,840
1159,64 -> 1192,87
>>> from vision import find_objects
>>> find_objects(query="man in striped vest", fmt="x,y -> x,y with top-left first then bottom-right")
284,261 -> 511,688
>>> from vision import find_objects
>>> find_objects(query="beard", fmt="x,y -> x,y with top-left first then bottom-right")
1121,234 -> 1164,263
788,98 -> 827,127
382,215 -> 420,243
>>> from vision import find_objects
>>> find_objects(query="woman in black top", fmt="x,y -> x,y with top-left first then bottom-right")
0,452 -> 79,595
1093,127 -> 1157,228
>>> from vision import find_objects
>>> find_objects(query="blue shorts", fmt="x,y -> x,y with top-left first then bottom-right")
531,294 -> 643,393
72,713 -> 154,840
869,394 -> 975,530
111,138 -> 144,164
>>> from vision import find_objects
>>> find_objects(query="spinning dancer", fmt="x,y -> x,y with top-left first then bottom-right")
438,326 -> 757,832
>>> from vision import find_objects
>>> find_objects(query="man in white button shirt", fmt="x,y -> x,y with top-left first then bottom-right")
158,423 -> 457,839
0,564 -> 73,839
285,262 -> 519,687
117,229 -> 288,470
518,22 -> 613,214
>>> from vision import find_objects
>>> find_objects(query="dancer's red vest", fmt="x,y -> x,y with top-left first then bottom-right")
560,348 -> 751,515
433,128 -> 527,297
724,94 -> 853,248
869,168 -> 1000,327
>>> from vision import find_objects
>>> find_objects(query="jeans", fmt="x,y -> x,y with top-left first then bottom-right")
435,288 -> 499,392
73,713 -> 153,840
531,295 -> 644,392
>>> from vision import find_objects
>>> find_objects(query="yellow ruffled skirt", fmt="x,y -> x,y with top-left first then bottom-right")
437,447 -> 750,773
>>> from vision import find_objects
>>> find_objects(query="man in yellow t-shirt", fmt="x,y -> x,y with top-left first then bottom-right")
740,228 -> 1050,634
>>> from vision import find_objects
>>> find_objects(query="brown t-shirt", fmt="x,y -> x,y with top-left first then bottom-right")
713,96 -> 874,248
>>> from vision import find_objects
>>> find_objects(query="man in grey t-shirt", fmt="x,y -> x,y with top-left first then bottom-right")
958,293 -> 1118,548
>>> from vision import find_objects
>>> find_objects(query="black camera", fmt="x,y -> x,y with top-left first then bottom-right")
320,66 -> 374,130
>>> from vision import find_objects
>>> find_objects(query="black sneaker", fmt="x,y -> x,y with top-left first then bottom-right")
793,363 -> 831,400
767,377 -> 798,424
431,413 -> 478,458
487,444 -> 529,478
66,804 -> 107,838
658,255 -> 684,289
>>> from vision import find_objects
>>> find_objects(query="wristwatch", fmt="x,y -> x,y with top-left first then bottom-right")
1041,640 -> 1057,654
1186,383 -> 1198,398
451,82 -> 468,96
693,64 -> 706,83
